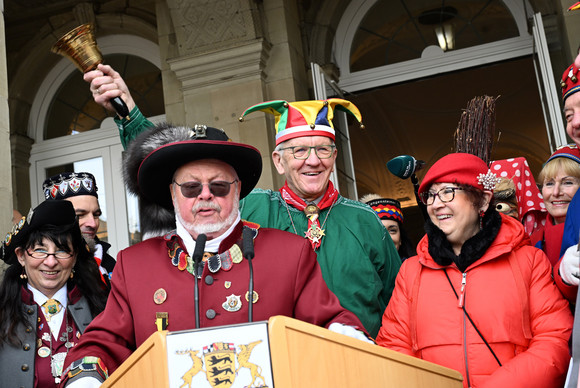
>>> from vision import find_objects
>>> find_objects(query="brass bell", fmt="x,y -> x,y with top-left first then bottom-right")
51,23 -> 130,119
51,24 -> 103,73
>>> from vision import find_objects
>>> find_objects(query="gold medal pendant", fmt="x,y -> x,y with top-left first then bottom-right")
304,205 -> 324,248
305,224 -> 325,245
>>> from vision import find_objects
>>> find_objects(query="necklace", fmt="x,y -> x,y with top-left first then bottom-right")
40,307 -> 73,383
283,198 -> 337,250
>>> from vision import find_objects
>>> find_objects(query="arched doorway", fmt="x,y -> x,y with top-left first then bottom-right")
330,0 -> 559,242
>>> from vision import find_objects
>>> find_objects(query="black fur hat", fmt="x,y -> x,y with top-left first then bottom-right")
123,123 -> 262,235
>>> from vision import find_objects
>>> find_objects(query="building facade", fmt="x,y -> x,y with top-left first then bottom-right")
1,0 -> 579,257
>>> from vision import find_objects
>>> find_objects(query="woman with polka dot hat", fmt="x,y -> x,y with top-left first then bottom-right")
531,145 -> 580,266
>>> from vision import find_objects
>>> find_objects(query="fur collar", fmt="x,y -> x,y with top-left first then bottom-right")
425,209 -> 502,272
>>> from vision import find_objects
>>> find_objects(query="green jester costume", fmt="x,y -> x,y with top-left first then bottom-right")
110,99 -> 401,337
239,186 -> 400,337
239,99 -> 401,337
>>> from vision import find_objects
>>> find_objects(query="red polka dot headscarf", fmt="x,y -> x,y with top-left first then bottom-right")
490,157 -> 546,236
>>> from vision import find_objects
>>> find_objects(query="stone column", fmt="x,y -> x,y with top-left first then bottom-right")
0,0 -> 13,274
157,0 -> 309,189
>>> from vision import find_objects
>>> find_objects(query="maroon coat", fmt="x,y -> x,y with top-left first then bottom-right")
64,222 -> 363,374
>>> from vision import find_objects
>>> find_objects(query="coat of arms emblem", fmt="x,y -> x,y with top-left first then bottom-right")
176,340 -> 267,388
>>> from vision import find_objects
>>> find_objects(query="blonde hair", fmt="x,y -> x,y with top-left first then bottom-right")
538,158 -> 580,184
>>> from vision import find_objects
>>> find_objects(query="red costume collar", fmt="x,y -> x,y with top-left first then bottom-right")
279,181 -> 338,210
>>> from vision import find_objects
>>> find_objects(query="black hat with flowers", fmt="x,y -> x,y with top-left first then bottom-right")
1,200 -> 77,265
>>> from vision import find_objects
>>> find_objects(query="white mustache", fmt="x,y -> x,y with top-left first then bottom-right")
191,201 -> 221,213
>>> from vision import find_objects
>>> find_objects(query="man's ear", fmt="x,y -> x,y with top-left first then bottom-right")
272,151 -> 286,175
170,183 -> 176,202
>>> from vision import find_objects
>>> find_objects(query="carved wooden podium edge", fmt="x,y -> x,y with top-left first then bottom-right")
268,316 -> 464,388
101,315 -> 463,387
100,330 -> 169,387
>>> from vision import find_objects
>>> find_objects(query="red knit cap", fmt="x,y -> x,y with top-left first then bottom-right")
546,143 -> 580,164
418,153 -> 499,196
561,63 -> 580,102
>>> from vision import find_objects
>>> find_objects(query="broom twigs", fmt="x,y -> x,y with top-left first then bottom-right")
454,95 -> 499,164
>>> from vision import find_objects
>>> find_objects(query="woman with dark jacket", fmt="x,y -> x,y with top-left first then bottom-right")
376,153 -> 573,388
0,200 -> 109,387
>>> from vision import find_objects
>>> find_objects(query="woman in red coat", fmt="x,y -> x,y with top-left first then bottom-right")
376,153 -> 573,388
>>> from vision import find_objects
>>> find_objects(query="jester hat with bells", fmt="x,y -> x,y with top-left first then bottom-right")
239,99 -> 364,146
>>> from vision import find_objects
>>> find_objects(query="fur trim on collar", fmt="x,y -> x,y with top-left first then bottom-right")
426,209 -> 502,272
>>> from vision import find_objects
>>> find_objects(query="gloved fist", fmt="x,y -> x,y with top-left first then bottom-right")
328,322 -> 373,344
560,245 -> 580,286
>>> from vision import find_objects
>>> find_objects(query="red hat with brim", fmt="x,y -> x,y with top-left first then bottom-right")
418,153 -> 495,196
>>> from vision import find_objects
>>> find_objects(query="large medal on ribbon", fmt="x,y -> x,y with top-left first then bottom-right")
304,205 -> 324,249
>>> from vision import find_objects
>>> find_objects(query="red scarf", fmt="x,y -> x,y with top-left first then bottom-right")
279,181 -> 338,249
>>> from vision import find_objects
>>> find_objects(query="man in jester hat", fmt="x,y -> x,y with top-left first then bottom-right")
83,65 -> 400,337
238,99 -> 401,338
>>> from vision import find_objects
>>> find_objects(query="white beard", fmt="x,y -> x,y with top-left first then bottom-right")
174,191 -> 240,236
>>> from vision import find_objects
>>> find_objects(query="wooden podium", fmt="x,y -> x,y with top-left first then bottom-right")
101,316 -> 463,388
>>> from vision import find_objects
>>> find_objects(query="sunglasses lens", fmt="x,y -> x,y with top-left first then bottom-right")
209,182 -> 231,197
180,182 -> 202,198
178,181 -> 233,197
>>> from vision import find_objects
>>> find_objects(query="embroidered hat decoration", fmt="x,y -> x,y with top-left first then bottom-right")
239,99 -> 364,146
365,198 -> 404,224
43,172 -> 98,200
